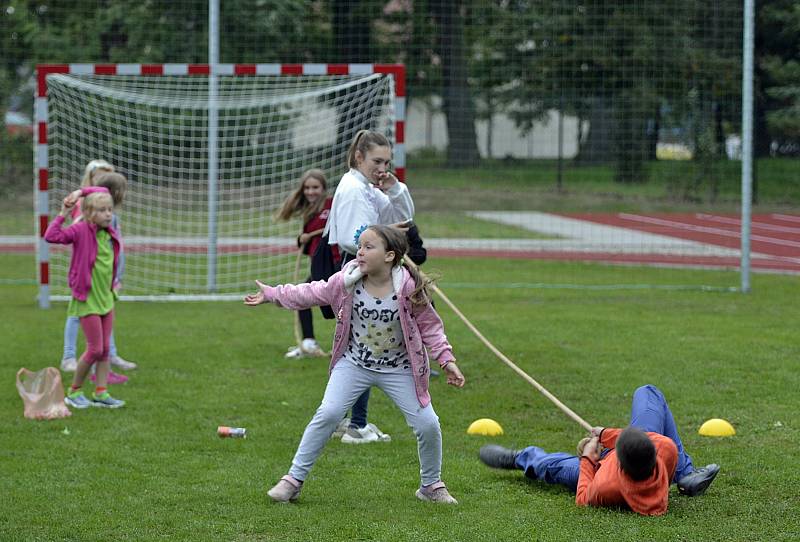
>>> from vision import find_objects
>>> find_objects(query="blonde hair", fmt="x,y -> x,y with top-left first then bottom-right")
82,192 -> 114,223
346,130 -> 391,169
365,224 -> 433,306
92,171 -> 127,207
275,169 -> 328,223
81,159 -> 115,187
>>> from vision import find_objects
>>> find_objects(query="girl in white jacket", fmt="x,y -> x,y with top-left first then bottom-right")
324,130 -> 416,444
326,130 -> 415,259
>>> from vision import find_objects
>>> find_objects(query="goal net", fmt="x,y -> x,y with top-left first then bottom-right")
36,64 -> 402,306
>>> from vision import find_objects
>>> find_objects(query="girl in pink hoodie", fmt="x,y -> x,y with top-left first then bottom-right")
45,189 -> 125,409
245,224 -> 465,504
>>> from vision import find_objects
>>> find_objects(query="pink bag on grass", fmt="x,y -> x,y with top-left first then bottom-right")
16,367 -> 72,420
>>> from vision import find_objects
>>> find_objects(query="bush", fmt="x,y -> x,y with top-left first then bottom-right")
0,130 -> 33,198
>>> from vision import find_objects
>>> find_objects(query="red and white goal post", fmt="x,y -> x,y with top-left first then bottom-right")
35,63 -> 405,307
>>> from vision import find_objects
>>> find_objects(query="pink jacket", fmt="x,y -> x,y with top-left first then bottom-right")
259,262 -> 456,407
44,215 -> 121,302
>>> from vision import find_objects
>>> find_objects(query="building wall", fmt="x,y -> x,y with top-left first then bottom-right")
406,97 -> 584,159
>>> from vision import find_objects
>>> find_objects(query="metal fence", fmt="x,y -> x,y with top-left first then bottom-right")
2,1 -> 799,291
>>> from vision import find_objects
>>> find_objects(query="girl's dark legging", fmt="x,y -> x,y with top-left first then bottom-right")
299,276 -> 315,339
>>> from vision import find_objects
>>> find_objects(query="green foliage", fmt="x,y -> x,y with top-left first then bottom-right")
759,0 -> 800,142
0,131 -> 32,198
1,1 -> 798,194
1,253 -> 799,540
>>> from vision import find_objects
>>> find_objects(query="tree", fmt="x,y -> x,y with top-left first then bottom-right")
426,0 -> 480,167
756,0 -> 800,154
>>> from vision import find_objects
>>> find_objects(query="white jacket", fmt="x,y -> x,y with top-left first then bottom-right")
325,168 -> 415,255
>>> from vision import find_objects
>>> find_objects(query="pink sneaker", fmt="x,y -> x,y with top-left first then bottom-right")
90,370 -> 129,385
415,481 -> 458,504
267,475 -> 303,503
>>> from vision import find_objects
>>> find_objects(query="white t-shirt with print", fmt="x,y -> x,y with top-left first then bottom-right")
342,280 -> 411,373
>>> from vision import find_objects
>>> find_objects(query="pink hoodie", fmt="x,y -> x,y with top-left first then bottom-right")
259,262 -> 455,407
44,190 -> 121,302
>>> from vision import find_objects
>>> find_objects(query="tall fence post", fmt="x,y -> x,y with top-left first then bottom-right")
207,0 -> 220,292
740,0 -> 754,293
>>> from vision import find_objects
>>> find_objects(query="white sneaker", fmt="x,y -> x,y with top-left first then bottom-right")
331,418 -> 351,439
60,357 -> 77,372
110,355 -> 138,370
341,423 -> 391,444
285,339 -> 327,359
300,338 -> 327,357
284,346 -> 306,359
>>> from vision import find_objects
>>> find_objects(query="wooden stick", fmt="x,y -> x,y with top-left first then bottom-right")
430,282 -> 593,432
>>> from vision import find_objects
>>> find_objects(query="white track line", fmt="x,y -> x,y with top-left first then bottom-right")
772,214 -> 800,224
695,214 -> 800,235
619,213 -> 800,250
467,211 -> 738,255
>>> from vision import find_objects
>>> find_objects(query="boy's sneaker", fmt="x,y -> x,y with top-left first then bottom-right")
677,464 -> 720,496
90,370 -> 129,385
479,445 -> 519,470
60,357 -> 77,372
415,481 -> 458,504
111,355 -> 138,370
91,391 -> 125,408
341,423 -> 391,444
64,390 -> 92,409
267,475 -> 303,503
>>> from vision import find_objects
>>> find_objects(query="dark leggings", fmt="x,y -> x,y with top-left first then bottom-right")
340,251 -> 370,429
298,276 -> 315,339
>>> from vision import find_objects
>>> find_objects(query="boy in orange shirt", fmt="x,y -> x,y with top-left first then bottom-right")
479,385 -> 719,516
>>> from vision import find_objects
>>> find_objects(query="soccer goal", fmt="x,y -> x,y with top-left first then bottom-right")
35,63 -> 405,308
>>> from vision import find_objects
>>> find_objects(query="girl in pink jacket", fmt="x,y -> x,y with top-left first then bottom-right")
45,189 -> 125,409
245,224 -> 465,504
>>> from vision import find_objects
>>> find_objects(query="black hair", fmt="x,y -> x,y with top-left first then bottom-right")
616,426 -> 657,481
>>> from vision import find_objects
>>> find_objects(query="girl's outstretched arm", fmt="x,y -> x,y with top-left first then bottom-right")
244,276 -> 339,310
243,287 -> 267,306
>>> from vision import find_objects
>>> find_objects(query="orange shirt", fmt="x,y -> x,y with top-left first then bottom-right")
575,428 -> 678,516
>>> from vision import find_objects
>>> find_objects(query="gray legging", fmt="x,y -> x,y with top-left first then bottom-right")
288,361 -> 443,486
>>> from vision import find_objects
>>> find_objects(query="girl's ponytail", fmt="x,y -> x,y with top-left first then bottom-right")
403,258 -> 434,307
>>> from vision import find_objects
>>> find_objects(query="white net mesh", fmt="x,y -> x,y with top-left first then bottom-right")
45,72 -> 395,299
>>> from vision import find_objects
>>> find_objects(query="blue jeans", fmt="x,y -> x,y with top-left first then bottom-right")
63,316 -> 118,359
515,385 -> 695,491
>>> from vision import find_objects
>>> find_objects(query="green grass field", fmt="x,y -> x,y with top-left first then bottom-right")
1,252 -> 798,541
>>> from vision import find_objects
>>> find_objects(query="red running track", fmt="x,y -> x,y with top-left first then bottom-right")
428,213 -> 800,274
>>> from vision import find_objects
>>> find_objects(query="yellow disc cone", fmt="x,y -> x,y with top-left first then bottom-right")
467,418 -> 504,436
698,418 -> 735,437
